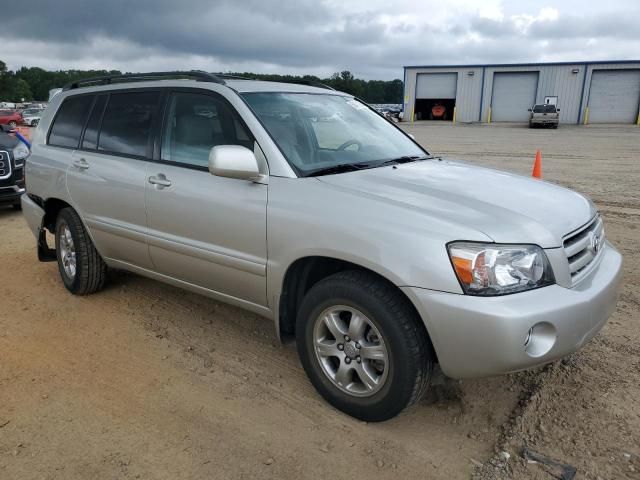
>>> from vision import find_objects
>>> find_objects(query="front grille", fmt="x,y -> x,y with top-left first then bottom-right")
563,215 -> 605,282
0,151 -> 10,180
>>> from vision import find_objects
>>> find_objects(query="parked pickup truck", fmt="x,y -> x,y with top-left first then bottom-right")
21,71 -> 622,421
529,104 -> 560,128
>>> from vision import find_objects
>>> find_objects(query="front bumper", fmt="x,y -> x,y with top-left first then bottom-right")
403,242 -> 623,378
530,118 -> 558,125
0,184 -> 25,204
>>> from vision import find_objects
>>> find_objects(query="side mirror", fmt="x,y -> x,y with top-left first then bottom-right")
557,108 -> 560,112
527,108 -> 532,112
209,145 -> 260,181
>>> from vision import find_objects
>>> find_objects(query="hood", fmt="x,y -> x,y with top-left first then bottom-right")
318,159 -> 596,248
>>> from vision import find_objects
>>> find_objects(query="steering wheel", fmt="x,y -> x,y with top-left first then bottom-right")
337,139 -> 363,151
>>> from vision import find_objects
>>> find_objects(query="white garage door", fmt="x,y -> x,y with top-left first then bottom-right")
588,70 -> 640,124
416,73 -> 457,99
491,72 -> 538,122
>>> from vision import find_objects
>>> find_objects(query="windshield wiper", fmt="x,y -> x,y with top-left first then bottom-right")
305,155 -> 433,177
305,162 -> 373,177
376,155 -> 433,167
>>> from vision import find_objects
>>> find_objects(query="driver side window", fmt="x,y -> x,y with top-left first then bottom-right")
161,92 -> 253,168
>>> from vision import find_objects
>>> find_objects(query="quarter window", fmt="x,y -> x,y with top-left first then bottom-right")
48,95 -> 94,148
98,91 -> 160,157
161,92 -> 253,168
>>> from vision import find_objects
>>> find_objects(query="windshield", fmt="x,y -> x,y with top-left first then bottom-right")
533,105 -> 557,113
242,93 -> 426,176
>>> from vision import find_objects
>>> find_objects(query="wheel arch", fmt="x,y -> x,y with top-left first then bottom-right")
277,255 -> 438,363
41,197 -> 73,232
39,197 -> 102,259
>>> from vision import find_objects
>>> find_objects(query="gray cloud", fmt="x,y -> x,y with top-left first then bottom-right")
1,0 -> 639,79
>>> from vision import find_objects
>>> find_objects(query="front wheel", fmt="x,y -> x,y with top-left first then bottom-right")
296,270 -> 433,422
8,121 -> 16,128
31,119 -> 39,127
55,207 -> 107,295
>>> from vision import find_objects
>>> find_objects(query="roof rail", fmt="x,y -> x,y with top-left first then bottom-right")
212,73 -> 336,91
213,73 -> 253,80
291,80 -> 336,91
62,70 -> 226,91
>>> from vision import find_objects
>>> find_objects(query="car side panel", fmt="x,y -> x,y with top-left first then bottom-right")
66,151 -> 153,269
265,176 -> 492,336
23,93 -> 74,208
145,163 -> 268,307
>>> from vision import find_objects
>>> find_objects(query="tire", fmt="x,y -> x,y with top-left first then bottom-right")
8,121 -> 16,128
296,270 -> 433,422
12,202 -> 21,211
55,207 -> 107,295
31,119 -> 39,127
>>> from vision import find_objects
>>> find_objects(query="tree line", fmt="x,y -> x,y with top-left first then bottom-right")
0,61 -> 403,104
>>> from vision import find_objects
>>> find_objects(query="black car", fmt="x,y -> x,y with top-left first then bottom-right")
0,126 -> 29,210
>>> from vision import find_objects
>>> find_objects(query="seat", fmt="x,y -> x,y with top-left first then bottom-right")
171,113 -> 218,166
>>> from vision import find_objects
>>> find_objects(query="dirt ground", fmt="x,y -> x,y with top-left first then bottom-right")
1,123 -> 638,479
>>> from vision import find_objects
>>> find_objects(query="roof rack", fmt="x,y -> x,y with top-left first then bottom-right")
62,70 -> 226,91
211,73 -> 336,91
213,73 -> 253,80
290,80 -> 336,91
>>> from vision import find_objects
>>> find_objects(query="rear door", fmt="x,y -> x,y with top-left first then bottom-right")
65,89 -> 162,269
144,89 -> 268,307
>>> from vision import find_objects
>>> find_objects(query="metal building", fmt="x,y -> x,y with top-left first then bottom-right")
402,60 -> 640,125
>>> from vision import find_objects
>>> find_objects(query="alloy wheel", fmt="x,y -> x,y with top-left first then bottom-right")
313,305 -> 389,397
58,222 -> 77,279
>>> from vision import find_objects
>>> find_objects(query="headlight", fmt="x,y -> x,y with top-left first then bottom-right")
13,142 -> 30,167
447,242 -> 555,296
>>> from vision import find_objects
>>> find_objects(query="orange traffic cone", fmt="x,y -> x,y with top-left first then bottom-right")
532,150 -> 542,178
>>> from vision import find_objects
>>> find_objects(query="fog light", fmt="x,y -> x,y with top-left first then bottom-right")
524,322 -> 556,358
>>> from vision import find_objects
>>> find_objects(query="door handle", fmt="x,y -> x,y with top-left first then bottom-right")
148,174 -> 172,188
72,158 -> 90,170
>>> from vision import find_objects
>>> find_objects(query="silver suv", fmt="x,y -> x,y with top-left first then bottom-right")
22,72 -> 622,421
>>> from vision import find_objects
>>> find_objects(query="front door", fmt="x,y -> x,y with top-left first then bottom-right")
145,90 -> 268,307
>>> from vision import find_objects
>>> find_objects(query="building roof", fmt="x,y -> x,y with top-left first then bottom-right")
404,60 -> 640,69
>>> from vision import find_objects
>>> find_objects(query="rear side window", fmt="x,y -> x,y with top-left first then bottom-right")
82,95 -> 107,150
98,91 -> 160,157
48,95 -> 94,148
533,105 -> 557,113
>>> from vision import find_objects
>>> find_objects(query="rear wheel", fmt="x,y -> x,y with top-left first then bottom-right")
31,119 -> 39,127
296,270 -> 433,421
55,207 -> 107,295
8,121 -> 16,128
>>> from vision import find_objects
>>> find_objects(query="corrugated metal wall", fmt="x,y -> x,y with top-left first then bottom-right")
490,72 -> 539,122
579,63 -> 640,123
403,66 -> 482,123
403,62 -> 640,124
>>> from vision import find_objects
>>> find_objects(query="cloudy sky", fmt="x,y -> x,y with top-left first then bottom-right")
1,0 -> 639,80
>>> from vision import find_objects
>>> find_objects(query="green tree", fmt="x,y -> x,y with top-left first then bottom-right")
0,59 -> 404,104
12,78 -> 33,102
